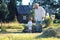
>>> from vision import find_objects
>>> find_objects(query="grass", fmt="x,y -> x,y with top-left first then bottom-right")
0,22 -> 60,33
0,22 -> 25,29
0,33 -> 60,40
0,23 -> 60,29
54,23 -> 60,29
0,22 -> 60,40
0,22 -> 26,32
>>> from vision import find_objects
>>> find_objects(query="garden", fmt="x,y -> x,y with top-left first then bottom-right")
0,14 -> 60,40
0,0 -> 60,40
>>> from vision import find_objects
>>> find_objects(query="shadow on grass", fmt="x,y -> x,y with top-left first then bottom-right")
35,28 -> 57,39
35,33 -> 53,39
36,27 -> 60,39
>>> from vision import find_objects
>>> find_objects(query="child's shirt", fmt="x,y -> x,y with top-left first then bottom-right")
28,21 -> 32,30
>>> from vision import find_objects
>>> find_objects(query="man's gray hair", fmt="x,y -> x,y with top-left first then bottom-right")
33,3 -> 39,8
34,3 -> 39,6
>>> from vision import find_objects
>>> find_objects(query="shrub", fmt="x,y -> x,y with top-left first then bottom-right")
54,19 -> 60,23
44,17 -> 51,28
44,16 -> 52,28
44,15 -> 55,28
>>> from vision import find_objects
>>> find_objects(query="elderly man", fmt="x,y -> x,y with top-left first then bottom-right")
33,3 -> 46,32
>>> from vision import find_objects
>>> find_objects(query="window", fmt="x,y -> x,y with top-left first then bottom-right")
23,16 -> 26,20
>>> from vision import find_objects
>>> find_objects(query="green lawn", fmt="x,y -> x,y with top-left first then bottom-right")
0,23 -> 60,33
0,33 -> 60,40
0,23 -> 60,40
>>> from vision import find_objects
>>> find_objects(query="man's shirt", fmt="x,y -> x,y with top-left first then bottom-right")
34,6 -> 46,21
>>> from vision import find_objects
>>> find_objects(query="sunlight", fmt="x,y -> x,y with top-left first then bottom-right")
22,0 -> 30,5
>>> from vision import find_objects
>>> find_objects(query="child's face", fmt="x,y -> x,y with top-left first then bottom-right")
29,18 -> 32,21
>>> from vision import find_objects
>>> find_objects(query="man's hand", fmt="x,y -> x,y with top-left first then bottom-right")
42,17 -> 45,20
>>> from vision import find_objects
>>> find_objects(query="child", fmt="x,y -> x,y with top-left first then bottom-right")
27,17 -> 33,33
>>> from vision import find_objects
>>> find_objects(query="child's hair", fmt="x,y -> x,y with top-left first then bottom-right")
29,17 -> 32,21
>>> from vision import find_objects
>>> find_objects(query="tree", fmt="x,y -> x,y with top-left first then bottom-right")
17,0 -> 22,5
7,0 -> 18,22
33,0 -> 60,18
0,0 -> 9,32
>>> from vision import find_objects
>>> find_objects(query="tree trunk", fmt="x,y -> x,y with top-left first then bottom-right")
1,20 -> 6,32
1,20 -> 3,32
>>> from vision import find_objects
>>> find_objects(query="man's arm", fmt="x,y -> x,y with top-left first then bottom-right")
42,7 -> 46,17
41,7 -> 46,20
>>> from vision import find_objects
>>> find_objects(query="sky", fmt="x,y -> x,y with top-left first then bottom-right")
22,0 -> 30,5
22,0 -> 58,5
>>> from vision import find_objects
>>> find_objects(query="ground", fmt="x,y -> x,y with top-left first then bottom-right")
0,22 -> 60,40
0,33 -> 60,40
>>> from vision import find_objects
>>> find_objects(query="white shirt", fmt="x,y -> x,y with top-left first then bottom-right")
34,6 -> 46,21
28,21 -> 32,30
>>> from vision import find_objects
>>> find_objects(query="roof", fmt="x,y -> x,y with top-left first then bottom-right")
17,5 -> 33,14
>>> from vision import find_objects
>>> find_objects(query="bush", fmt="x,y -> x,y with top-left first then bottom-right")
54,19 -> 60,23
44,16 -> 52,28
44,15 -> 55,28
44,18 -> 51,28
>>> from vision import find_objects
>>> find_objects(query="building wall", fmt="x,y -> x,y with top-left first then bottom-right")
17,14 -> 29,23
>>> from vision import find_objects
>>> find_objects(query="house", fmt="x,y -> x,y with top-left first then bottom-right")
17,5 -> 33,23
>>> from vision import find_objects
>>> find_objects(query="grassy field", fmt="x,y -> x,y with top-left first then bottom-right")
0,22 -> 60,29
0,33 -> 60,40
0,22 -> 60,40
0,22 -> 60,31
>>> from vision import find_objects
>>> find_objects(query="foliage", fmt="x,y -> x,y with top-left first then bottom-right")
29,10 -> 34,18
29,9 -> 35,22
0,0 -> 18,22
44,15 -> 52,28
44,14 -> 56,28
17,0 -> 22,2
33,0 -> 60,19
7,0 -> 17,22
0,0 -> 9,32
54,19 -> 60,23
0,1 -> 9,22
